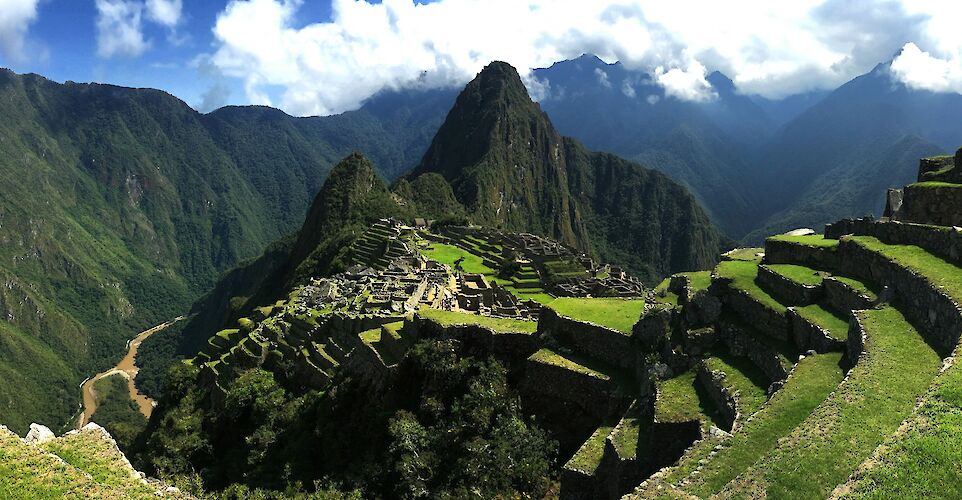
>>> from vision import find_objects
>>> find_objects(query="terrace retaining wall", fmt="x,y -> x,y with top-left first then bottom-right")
409,315 -> 540,367
764,239 -> 839,271
695,362 -> 738,431
827,218 -> 962,268
718,320 -> 790,385
838,239 -> 962,356
757,265 -> 822,305
896,184 -> 962,228
823,277 -> 877,314
716,282 -> 790,342
786,308 -> 846,354
539,307 -> 636,371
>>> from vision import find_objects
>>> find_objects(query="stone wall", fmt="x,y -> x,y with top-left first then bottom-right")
847,311 -> 868,362
717,320 -> 790,385
539,307 -> 637,371
786,308 -> 846,354
827,218 -> 962,268
823,277 -> 876,314
764,239 -> 839,271
896,183 -> 962,228
716,283 -> 790,342
695,362 -> 738,431
634,306 -> 673,352
408,315 -> 540,368
838,239 -> 962,356
756,265 -> 821,305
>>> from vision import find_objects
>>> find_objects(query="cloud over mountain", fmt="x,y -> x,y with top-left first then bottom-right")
83,0 -> 962,116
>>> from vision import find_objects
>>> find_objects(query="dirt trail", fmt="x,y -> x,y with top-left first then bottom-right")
78,316 -> 184,429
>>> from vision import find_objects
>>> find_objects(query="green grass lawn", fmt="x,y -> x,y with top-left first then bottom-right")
679,352 -> 845,497
720,306 -> 942,498
842,356 -> 962,499
566,423 -> 616,474
764,264 -> 824,286
418,308 -> 537,334
528,348 -> 609,380
653,277 -> 680,306
549,297 -> 645,333
420,242 -> 495,275
767,234 -> 840,249
715,260 -> 788,314
794,303 -> 850,341
655,368 -> 716,424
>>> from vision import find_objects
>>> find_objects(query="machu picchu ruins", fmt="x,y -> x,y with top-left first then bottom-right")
186,147 -> 962,499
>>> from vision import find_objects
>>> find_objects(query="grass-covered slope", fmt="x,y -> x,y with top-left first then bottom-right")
720,306 -> 941,498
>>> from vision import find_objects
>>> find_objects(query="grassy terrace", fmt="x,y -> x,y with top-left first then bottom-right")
0,427 -> 114,499
724,247 -> 764,263
764,264 -> 824,286
549,297 -> 646,333
611,403 -> 645,459
720,306 -> 941,498
847,236 -> 962,304
767,234 -> 840,249
833,276 -> 879,302
714,260 -> 787,313
910,181 -> 962,189
566,423 -> 616,474
679,271 -> 712,293
653,278 -> 680,306
420,242 -> 496,276
703,355 -> 770,418
655,369 -> 715,424
842,355 -> 962,498
418,308 -> 537,334
529,348 -> 609,380
674,352 -> 845,497
794,303 -> 850,341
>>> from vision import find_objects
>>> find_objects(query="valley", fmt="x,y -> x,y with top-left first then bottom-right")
77,316 -> 184,429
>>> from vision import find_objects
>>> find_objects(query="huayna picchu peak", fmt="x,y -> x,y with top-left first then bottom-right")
5,4 -> 962,497
408,61 -> 729,282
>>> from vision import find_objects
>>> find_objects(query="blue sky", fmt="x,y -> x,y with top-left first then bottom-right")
1,1 -> 960,117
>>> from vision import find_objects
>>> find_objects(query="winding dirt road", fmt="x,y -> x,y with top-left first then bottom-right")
78,316 -> 184,429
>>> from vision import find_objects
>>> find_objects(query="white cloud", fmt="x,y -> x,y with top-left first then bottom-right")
96,0 -> 150,58
890,43 -> 962,93
655,60 -> 715,102
594,68 -> 612,88
0,0 -> 40,62
145,0 -> 182,28
205,0 -> 962,116
96,0 -> 186,58
621,80 -> 636,98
